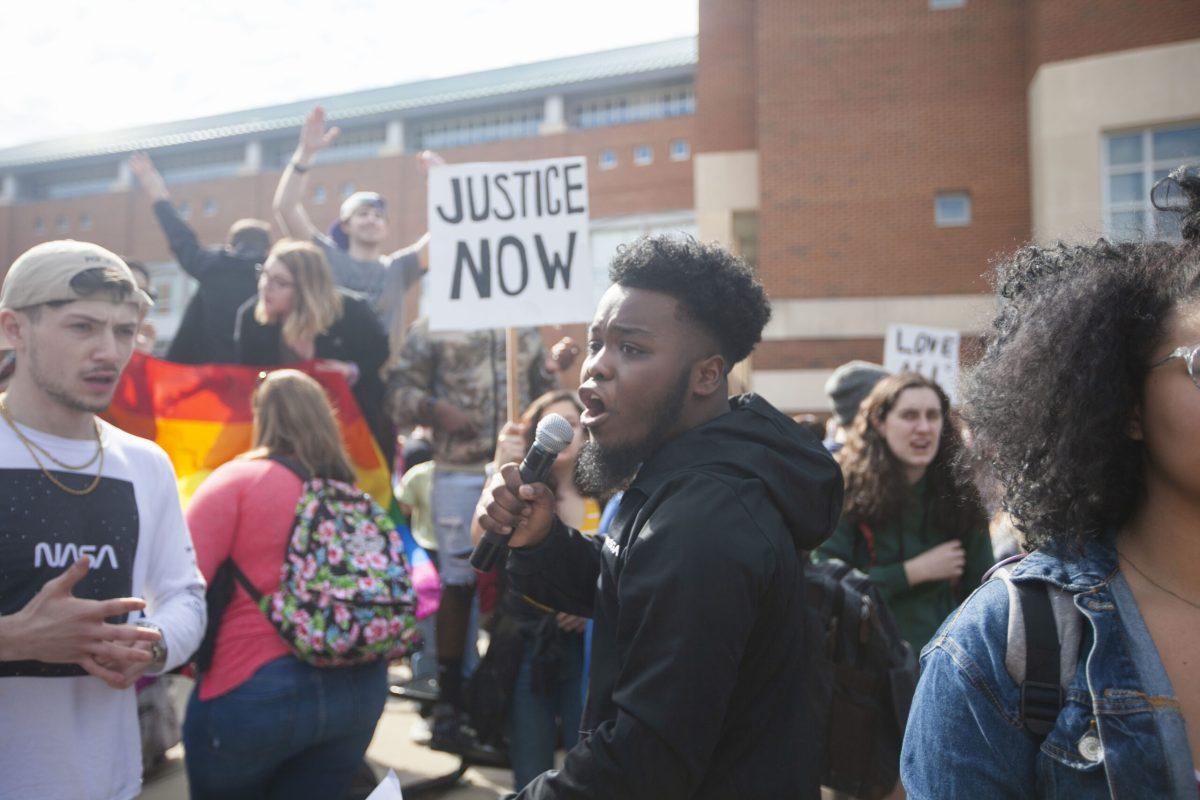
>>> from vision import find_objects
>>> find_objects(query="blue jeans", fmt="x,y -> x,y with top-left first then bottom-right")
184,656 -> 388,800
507,632 -> 585,790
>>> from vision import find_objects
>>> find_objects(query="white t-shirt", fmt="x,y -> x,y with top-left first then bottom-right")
0,417 -> 206,800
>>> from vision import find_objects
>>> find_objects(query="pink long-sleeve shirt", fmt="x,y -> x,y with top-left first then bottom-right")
186,458 -> 300,700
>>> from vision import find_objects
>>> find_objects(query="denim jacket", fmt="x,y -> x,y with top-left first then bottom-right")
901,536 -> 1197,799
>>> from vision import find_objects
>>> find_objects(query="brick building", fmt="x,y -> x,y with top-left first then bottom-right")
2,1 -> 1199,411
694,0 -> 1200,409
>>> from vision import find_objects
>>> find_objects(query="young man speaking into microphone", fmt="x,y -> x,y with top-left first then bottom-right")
477,236 -> 843,799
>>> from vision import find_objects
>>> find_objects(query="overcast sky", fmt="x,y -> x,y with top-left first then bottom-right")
0,0 -> 698,150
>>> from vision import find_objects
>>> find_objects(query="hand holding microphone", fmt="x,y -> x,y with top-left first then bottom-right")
471,413 -> 574,571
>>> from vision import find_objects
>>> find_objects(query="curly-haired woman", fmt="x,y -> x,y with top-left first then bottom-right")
902,168 -> 1200,797
814,372 -> 993,651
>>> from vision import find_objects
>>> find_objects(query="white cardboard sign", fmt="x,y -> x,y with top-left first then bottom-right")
884,323 -> 961,404
426,157 -> 593,331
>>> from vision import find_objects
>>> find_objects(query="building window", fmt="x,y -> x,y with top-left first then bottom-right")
1104,122 -> 1200,241
569,82 -> 695,129
413,104 -> 544,150
341,182 -> 356,199
79,213 -> 92,231
203,198 -> 218,217
55,215 -> 70,233
156,144 -> 245,184
313,185 -> 327,205
22,162 -> 119,201
33,217 -> 44,234
634,145 -> 653,166
599,149 -> 617,170
934,192 -> 972,227
178,201 -> 191,220
930,0 -> 965,8
669,139 -> 690,161
319,124 -> 388,164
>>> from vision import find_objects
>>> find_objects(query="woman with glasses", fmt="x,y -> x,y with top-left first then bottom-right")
236,239 -> 392,463
901,167 -> 1200,797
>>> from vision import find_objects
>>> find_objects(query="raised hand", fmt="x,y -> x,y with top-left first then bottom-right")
129,153 -> 169,201
417,150 -> 446,174
546,336 -> 581,374
296,106 -> 340,162
0,556 -> 161,688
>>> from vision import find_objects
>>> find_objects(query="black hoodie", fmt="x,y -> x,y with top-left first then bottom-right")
508,394 -> 843,799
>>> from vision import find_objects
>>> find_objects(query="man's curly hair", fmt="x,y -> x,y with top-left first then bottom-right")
609,235 -> 771,369
961,167 -> 1200,551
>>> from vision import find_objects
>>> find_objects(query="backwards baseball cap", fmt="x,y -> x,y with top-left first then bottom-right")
339,191 -> 386,221
0,240 -> 153,312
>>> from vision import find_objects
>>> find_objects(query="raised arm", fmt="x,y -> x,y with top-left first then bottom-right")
383,150 -> 443,264
273,106 -> 340,240
130,153 -> 215,281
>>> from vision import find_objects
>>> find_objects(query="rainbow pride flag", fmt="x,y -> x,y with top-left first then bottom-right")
103,352 -> 440,618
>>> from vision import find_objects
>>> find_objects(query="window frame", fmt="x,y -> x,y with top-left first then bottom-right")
1102,121 -> 1200,241
934,191 -> 972,228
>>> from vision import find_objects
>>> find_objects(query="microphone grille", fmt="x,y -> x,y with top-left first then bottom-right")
534,413 -> 575,454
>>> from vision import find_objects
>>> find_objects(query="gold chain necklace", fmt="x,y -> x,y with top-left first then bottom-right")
0,398 -> 102,470
1117,549 -> 1200,611
0,395 -> 105,496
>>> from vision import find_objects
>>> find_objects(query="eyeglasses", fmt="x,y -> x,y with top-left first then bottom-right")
255,265 -> 294,291
1151,342 -> 1200,389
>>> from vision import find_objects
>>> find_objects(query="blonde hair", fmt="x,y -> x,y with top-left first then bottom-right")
255,239 -> 343,350
244,369 -> 356,483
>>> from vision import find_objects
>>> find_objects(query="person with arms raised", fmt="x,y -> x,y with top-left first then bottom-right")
129,152 -> 269,364
273,106 -> 437,349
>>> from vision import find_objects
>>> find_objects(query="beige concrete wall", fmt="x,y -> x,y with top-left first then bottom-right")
694,150 -> 759,245
1029,39 -> 1200,243
764,294 -> 995,340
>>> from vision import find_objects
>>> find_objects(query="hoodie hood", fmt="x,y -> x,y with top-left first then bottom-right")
631,393 -> 843,550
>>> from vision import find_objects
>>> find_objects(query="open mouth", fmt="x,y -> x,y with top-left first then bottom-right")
578,385 -> 610,428
910,441 -> 933,455
82,373 -> 118,392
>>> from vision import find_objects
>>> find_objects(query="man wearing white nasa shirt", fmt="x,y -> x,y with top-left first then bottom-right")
0,240 -> 206,800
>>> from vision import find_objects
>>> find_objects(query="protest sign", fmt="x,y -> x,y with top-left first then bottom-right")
883,323 -> 961,403
426,157 -> 593,332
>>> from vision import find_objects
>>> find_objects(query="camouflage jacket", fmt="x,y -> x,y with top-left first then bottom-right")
387,319 -> 557,466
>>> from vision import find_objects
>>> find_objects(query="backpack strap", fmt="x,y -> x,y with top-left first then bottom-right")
856,522 -> 877,568
229,561 -> 264,603
993,565 -> 1084,740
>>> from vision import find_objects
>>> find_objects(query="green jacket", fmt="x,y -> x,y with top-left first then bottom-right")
813,476 -> 994,650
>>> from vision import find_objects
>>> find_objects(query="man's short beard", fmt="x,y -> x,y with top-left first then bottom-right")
573,367 -> 691,497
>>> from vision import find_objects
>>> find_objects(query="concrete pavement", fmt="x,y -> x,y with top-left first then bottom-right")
137,677 -> 514,799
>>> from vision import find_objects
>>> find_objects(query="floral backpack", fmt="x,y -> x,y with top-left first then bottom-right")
230,457 -> 421,667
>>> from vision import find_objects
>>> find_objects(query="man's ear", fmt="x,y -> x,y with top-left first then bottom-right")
691,353 -> 727,399
0,309 -> 28,352
1128,403 -> 1144,441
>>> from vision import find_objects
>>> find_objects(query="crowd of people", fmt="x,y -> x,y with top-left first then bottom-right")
1,102 -> 1199,799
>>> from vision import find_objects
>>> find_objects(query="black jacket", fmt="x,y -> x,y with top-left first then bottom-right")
153,200 -> 261,365
234,291 -> 392,463
508,394 -> 843,799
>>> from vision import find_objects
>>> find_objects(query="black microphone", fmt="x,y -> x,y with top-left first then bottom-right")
470,412 -> 574,572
